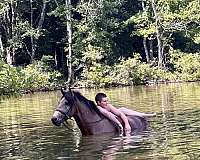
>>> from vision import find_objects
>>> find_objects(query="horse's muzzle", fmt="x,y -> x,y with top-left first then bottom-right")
51,117 -> 61,126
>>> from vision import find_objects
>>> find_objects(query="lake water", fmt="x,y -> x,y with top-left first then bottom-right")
0,83 -> 200,160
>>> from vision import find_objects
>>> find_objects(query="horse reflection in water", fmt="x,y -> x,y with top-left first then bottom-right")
74,133 -> 145,160
51,89 -> 148,136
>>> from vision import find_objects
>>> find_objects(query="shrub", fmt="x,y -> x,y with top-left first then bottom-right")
21,63 -> 49,90
80,63 -> 113,87
170,50 -> 200,81
0,59 -> 62,95
111,57 -> 140,85
0,61 -> 24,94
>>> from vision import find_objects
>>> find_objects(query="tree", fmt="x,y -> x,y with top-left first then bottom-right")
125,0 -> 200,68
0,35 -> 3,59
141,0 -> 150,63
151,0 -> 163,68
0,0 -> 44,65
65,0 -> 73,84
30,0 -> 48,62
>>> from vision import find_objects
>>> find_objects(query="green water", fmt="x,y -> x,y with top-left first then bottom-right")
0,83 -> 200,160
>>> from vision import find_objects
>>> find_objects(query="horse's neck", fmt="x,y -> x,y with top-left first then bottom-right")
75,103 -> 101,123
73,103 -> 102,135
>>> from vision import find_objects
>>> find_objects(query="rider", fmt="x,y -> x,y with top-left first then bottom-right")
95,93 -> 156,135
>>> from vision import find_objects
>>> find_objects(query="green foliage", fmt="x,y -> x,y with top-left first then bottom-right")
21,63 -> 48,90
1,0 -> 200,93
0,61 -> 46,95
48,4 -> 67,18
79,63 -> 112,87
170,50 -> 200,81
79,53 -> 169,86
0,59 -> 62,95
79,50 -> 200,87
38,55 -> 62,85
111,54 -> 142,85
73,0 -> 125,65
125,0 -> 200,68
111,54 -> 174,85
0,61 -> 24,94
24,60 -> 62,88
82,45 -> 105,65
39,55 -> 55,72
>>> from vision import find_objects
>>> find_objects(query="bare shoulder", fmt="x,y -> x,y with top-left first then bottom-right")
97,105 -> 107,113
107,104 -> 117,110
107,104 -> 121,114
106,104 -> 115,111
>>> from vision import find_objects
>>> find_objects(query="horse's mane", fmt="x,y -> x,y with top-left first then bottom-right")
66,91 -> 103,117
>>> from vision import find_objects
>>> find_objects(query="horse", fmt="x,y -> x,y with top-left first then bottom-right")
51,89 -> 148,136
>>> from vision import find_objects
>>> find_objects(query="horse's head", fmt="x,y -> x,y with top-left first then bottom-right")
51,88 -> 103,135
51,88 -> 77,126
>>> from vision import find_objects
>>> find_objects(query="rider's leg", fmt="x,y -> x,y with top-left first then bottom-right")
118,107 -> 156,117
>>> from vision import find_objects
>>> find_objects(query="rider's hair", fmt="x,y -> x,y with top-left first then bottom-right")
95,93 -> 107,103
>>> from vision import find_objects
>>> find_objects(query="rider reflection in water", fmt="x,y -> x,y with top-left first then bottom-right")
95,93 -> 156,135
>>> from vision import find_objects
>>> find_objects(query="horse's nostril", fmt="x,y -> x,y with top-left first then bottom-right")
51,117 -> 59,126
51,117 -> 57,122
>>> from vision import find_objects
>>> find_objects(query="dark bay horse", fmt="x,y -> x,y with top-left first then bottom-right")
51,89 -> 148,136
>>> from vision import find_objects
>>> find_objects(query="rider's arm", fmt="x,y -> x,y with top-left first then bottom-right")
97,106 -> 123,133
108,104 -> 131,132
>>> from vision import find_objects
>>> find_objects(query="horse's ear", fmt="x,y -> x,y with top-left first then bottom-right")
69,87 -> 74,96
61,87 -> 66,96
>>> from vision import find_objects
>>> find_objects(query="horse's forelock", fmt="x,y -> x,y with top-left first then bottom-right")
63,91 -> 76,106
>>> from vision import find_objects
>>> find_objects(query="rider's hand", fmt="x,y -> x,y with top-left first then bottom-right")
118,123 -> 123,135
125,124 -> 131,134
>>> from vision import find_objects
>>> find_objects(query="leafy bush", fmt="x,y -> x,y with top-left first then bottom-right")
21,63 -> 49,90
0,59 -> 62,95
80,51 -> 200,87
0,61 -> 24,94
1,49 -> 200,94
39,55 -> 55,72
170,50 -> 200,81
111,56 -> 140,85
80,54 -> 168,86
80,63 -> 113,87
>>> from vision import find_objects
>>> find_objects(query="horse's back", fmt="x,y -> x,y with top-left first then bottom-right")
97,115 -> 148,134
128,115 -> 148,131
88,118 -> 118,135
85,115 -> 148,135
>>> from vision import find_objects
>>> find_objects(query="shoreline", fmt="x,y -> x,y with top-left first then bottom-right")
1,80 -> 199,97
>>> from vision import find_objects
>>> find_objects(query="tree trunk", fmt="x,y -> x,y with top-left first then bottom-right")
38,1 -> 47,29
65,0 -> 73,84
149,37 -> 154,60
30,0 -> 35,61
30,0 -> 47,62
0,35 -> 4,58
151,0 -> 164,68
141,0 -> 150,63
143,37 -> 150,63
5,1 -> 15,64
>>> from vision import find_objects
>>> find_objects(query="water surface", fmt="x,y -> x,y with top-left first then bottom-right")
0,83 -> 200,159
